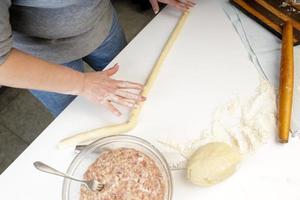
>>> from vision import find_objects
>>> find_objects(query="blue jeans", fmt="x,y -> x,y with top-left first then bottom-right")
30,11 -> 127,117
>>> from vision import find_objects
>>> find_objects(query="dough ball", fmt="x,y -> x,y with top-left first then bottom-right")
186,142 -> 241,187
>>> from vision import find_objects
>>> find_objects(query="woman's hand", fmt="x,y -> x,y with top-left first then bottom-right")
149,0 -> 196,14
79,63 -> 145,116
0,50 -> 144,116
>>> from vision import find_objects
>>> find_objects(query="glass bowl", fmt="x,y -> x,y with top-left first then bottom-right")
62,135 -> 173,200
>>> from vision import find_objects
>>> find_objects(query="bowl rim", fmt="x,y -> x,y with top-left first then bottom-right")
62,134 -> 173,200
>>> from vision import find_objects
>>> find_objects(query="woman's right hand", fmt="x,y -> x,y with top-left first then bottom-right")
78,63 -> 145,116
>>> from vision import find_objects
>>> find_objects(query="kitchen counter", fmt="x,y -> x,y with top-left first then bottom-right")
1,1 -> 300,199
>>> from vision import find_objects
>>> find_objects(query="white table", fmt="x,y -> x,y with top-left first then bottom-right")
1,1 -> 300,199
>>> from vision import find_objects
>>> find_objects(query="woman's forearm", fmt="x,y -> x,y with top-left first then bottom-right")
0,48 -> 84,94
0,49 -> 146,116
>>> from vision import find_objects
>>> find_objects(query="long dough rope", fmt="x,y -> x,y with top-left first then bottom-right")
58,12 -> 189,149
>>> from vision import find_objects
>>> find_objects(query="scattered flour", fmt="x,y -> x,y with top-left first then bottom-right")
158,79 -> 277,157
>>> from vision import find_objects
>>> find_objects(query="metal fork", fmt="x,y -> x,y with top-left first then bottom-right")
33,161 -> 104,192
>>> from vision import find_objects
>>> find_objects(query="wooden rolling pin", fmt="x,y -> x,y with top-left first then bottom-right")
230,0 -> 299,143
278,21 -> 294,143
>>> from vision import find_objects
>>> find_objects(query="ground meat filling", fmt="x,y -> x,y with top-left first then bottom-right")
80,148 -> 166,200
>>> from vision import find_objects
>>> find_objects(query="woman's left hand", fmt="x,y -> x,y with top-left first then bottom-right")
149,0 -> 196,14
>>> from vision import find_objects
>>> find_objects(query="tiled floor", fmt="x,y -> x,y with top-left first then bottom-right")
0,0 -> 154,174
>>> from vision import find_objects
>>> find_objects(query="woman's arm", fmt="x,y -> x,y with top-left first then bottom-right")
0,49 -> 83,94
0,49 -> 145,115
0,0 -> 144,115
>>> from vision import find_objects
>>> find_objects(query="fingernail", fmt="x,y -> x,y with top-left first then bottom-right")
154,9 -> 159,14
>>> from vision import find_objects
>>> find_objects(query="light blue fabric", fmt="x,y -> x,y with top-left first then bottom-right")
83,10 -> 127,71
30,11 -> 127,117
30,59 -> 84,117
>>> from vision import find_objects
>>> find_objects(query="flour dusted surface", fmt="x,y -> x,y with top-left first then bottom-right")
158,79 -> 277,156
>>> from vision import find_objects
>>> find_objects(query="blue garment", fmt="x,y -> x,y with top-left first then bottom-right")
30,11 -> 127,117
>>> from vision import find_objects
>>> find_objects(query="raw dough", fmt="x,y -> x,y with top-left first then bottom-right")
186,142 -> 241,187
58,12 -> 190,149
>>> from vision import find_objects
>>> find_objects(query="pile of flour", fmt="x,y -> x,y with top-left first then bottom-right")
158,79 -> 277,157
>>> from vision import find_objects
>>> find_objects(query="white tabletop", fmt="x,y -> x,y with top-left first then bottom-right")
1,1 -> 300,200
